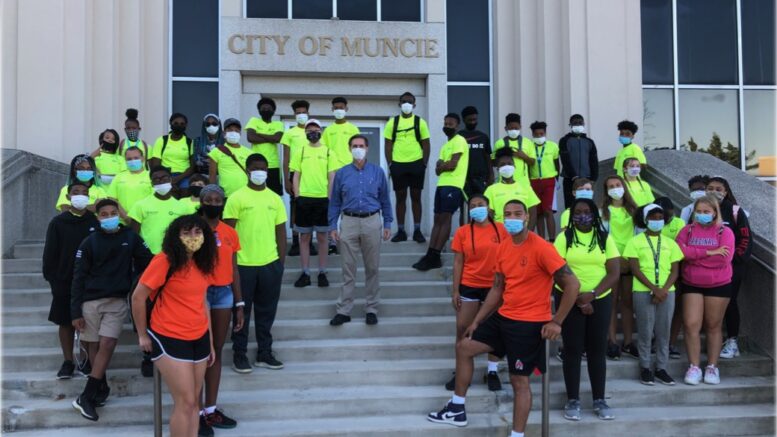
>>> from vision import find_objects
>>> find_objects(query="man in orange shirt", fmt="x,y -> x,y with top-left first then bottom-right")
428,199 -> 581,437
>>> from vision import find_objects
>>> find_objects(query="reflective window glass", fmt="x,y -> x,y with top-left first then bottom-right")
172,0 -> 218,77
246,0 -> 288,18
679,89 -> 740,167
381,0 -> 421,22
339,0 -> 378,20
742,0 -> 776,85
446,0 -> 489,82
642,89 -> 675,149
172,81 -> 219,139
744,90 -> 776,176
677,0 -> 738,84
640,0 -> 674,85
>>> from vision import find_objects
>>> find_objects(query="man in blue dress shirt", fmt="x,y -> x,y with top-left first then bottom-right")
328,134 -> 393,326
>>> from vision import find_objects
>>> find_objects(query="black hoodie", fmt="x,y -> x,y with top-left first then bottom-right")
42,211 -> 99,284
558,132 -> 599,181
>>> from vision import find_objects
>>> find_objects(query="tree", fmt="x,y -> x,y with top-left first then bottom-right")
683,132 -> 757,170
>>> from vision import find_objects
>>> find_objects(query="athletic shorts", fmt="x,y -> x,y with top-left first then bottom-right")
681,283 -> 733,298
266,168 -> 283,196
471,312 -> 547,376
294,196 -> 329,233
81,297 -> 128,342
459,284 -> 490,302
530,178 -> 556,214
389,159 -> 425,191
207,285 -> 234,310
463,177 -> 488,199
148,329 -> 210,363
434,186 -> 464,214
48,281 -> 72,326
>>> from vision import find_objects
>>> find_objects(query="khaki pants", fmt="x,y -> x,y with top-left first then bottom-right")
336,214 -> 382,316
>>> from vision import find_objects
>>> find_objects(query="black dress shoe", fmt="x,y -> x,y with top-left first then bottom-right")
412,229 -> 426,243
391,229 -> 407,242
329,314 -> 352,326
366,313 -> 378,325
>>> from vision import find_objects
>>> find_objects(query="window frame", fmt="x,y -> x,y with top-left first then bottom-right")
243,0 -> 424,22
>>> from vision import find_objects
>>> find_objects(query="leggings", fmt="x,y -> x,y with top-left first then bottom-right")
556,291 -> 612,401
723,263 -> 746,339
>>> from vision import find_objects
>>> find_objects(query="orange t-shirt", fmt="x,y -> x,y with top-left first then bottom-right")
451,222 -> 511,288
212,221 -> 241,286
141,253 -> 212,340
495,232 -> 566,322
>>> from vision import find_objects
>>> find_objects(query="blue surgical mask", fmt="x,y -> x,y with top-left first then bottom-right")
619,136 -> 632,145
76,170 -> 94,182
469,206 -> 488,223
647,220 -> 665,232
695,213 -> 714,225
126,159 -> 143,171
504,219 -> 525,235
575,189 -> 594,200
100,216 -> 120,231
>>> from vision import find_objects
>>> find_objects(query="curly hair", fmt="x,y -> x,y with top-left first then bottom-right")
161,215 -> 217,276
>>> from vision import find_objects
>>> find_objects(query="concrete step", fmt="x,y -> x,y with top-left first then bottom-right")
10,242 -> 45,260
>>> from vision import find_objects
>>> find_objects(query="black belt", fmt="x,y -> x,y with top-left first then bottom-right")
343,210 -> 379,218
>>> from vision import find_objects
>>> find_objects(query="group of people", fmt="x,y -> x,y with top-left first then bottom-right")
40,92 -> 753,437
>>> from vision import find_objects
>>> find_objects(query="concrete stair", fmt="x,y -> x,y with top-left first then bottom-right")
2,240 -> 774,436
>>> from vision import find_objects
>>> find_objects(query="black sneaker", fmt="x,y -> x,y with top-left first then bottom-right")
444,372 -> 456,391
317,272 -> 329,288
329,314 -> 351,326
669,345 -> 681,360
427,401 -> 467,427
72,395 -> 99,421
294,273 -> 311,288
198,414 -> 214,437
57,360 -> 75,379
366,313 -> 378,325
328,244 -> 338,255
206,409 -> 237,429
412,255 -> 442,271
484,371 -> 502,391
232,353 -> 253,374
654,369 -> 676,385
607,342 -> 621,361
141,356 -> 154,378
622,343 -> 640,359
640,368 -> 655,386
288,241 -> 300,257
94,380 -> 110,407
77,359 -> 92,376
412,229 -> 426,243
391,229 -> 408,242
255,351 -> 284,370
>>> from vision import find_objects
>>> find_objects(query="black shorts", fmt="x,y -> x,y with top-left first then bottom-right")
681,283 -> 733,298
266,168 -> 283,196
148,329 -> 210,363
294,196 -> 329,233
434,186 -> 464,214
471,312 -> 546,376
459,284 -> 490,302
48,281 -> 72,326
389,159 -> 425,191
463,177 -> 488,199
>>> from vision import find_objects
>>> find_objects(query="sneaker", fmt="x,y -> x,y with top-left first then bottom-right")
57,360 -> 75,379
484,371 -> 502,391
654,369 -> 676,385
294,273 -> 311,288
77,359 -> 92,376
427,401 -> 467,427
444,372 -> 456,391
141,356 -> 154,378
412,229 -> 426,243
198,414 -> 214,437
328,244 -> 338,255
231,353 -> 253,374
563,399 -> 581,421
72,395 -> 99,421
329,314 -> 351,326
622,343 -> 639,359
720,338 -> 740,359
391,229 -> 407,242
412,255 -> 442,271
317,272 -> 329,288
684,364 -> 702,385
288,241 -> 300,256
366,313 -> 378,325
593,399 -> 614,420
93,380 -> 110,407
640,368 -> 654,386
206,409 -> 237,429
703,365 -> 720,385
255,351 -> 284,370
669,345 -> 681,360
606,342 -> 621,361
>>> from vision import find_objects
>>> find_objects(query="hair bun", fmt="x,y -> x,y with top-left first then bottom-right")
125,108 -> 139,119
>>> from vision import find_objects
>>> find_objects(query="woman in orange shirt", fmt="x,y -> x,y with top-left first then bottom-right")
445,194 -> 510,392
132,214 -> 217,437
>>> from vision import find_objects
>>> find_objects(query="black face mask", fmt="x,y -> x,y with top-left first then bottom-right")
443,127 -> 457,137
200,203 -> 224,219
189,186 -> 203,197
259,109 -> 274,120
464,123 -> 477,131
102,141 -> 118,152
306,131 -> 321,143
170,124 -> 186,135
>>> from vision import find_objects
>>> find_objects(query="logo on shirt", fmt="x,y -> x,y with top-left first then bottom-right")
75,250 -> 82,259
514,359 -> 524,371
469,143 -> 485,150
121,242 -> 129,246
520,256 -> 528,267
89,227 -> 95,232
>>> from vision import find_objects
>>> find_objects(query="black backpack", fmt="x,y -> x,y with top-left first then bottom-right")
161,135 -> 193,158
390,115 -> 422,144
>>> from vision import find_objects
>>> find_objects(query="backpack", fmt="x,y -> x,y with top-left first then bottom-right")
390,115 -> 422,144
501,136 -> 525,152
161,135 -> 193,158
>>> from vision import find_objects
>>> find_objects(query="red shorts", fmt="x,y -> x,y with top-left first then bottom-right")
530,178 -> 556,214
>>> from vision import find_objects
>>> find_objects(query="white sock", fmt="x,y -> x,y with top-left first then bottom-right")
511,432 -> 524,437
204,405 -> 216,415
451,394 -> 465,405
487,361 -> 499,372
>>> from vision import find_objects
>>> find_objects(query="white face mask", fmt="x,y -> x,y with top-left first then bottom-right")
690,190 -> 706,200
153,183 -> 172,196
225,131 -> 241,144
296,113 -> 309,125
351,147 -> 367,161
333,109 -> 347,120
608,187 -> 625,200
250,170 -> 268,185
498,165 -> 515,179
205,125 -> 219,135
534,137 -> 546,145
400,103 -> 414,115
571,125 -> 586,134
507,129 -> 520,139
627,167 -> 641,177
70,195 -> 89,210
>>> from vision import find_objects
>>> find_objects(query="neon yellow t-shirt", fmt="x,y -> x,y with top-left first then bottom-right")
625,178 -> 655,207
289,144 -> 336,198
604,205 -> 635,254
530,140 -> 560,179
281,126 -> 307,171
55,184 -> 108,211
614,143 -> 647,178
437,134 -> 469,189
94,152 -> 127,177
106,170 -> 153,215
559,208 -> 571,228
323,121 -> 361,169
492,137 -> 536,190
554,229 -> 620,298
623,233 -> 684,292
181,197 -> 199,214
128,195 -> 193,254
223,186 -> 287,266
208,144 -> 252,197
483,181 -> 542,223
384,115 -> 430,163
150,136 -> 191,173
662,216 -> 686,241
245,117 -> 284,169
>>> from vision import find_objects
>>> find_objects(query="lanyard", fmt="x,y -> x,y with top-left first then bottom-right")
644,234 -> 661,285
536,145 -> 546,178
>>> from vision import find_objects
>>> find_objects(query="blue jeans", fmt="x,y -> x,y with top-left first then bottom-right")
172,172 -> 190,189
231,260 -> 284,355
207,285 -> 234,309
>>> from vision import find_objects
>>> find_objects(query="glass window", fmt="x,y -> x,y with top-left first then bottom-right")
447,85 -> 491,137
446,0 -> 489,82
246,0 -> 288,18
339,0 -> 377,20
742,0 -> 776,85
640,0 -> 674,85
677,0 -> 738,84
678,89 -> 740,167
744,90 -> 776,176
172,81 -> 219,139
172,0 -> 219,77
642,89 -> 675,150
292,0 -> 332,19
381,0 -> 421,22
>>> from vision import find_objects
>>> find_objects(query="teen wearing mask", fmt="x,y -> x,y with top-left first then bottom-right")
107,146 -> 152,222
186,174 -> 209,210
613,120 -> 647,179
281,100 -> 315,257
119,109 -> 150,161
554,198 -> 620,421
149,113 -> 195,190
246,98 -> 284,195
484,147 -> 541,225
622,158 -> 655,207
558,178 -> 595,231
323,97 -> 361,170
193,114 -> 224,178
459,106 -> 493,200
491,113 -> 536,192
91,129 -> 125,186
676,195 -> 735,385
680,175 -> 710,223
558,114 -> 599,208
132,215 -> 218,437
208,118 -> 252,197
56,154 -> 107,212
528,121 -> 560,240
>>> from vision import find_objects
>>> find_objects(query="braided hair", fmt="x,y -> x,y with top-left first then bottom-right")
468,194 -> 501,254
565,198 -> 608,253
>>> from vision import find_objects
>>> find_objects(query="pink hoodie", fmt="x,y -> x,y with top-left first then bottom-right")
675,223 -> 735,288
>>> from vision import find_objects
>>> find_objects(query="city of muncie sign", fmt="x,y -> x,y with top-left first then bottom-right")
227,34 -> 440,58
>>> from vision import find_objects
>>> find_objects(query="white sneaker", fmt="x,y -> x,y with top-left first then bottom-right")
704,365 -> 721,385
684,365 -> 702,385
720,338 -> 740,359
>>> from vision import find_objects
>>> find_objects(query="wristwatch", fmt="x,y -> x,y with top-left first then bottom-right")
234,301 -> 245,308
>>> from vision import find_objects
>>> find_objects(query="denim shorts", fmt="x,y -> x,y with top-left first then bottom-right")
207,285 -> 234,309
